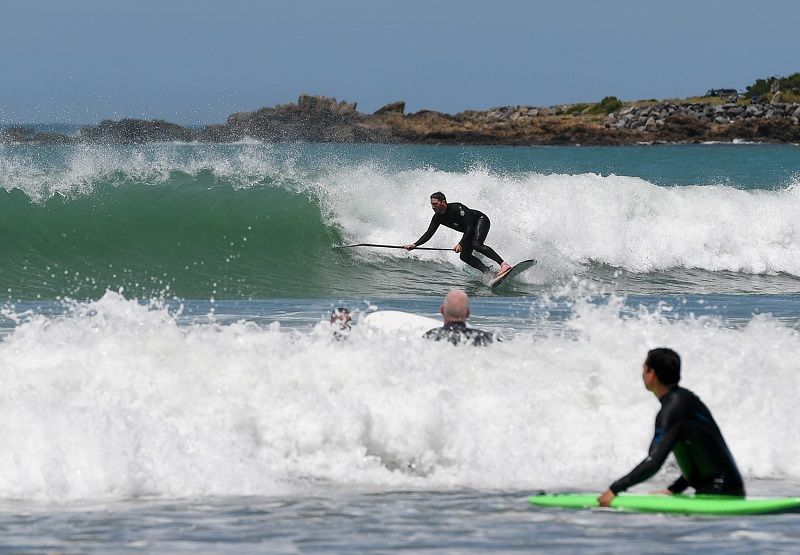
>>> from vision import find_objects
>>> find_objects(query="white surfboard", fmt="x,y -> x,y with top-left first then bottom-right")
362,310 -> 440,335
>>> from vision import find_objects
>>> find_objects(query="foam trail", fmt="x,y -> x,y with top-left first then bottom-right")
1,292 -> 798,502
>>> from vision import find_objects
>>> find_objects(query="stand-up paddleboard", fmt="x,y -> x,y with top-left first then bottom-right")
528,493 -> 800,515
489,259 -> 536,289
363,310 -> 440,335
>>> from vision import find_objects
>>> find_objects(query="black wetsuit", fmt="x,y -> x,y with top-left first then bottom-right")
414,202 -> 503,273
610,386 -> 745,497
423,322 -> 495,346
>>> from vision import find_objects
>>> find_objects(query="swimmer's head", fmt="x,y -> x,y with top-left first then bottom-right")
645,348 -> 681,386
330,307 -> 352,329
441,289 -> 469,323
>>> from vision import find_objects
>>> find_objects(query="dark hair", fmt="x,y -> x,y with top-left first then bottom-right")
430,192 -> 446,202
645,348 -> 681,385
330,307 -> 351,322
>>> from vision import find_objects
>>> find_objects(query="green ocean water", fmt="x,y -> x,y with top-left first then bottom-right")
1,179 -> 343,298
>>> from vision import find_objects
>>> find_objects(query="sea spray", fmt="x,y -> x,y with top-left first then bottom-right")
1,291 -> 798,502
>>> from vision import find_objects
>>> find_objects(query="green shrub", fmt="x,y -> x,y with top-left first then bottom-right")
566,103 -> 590,115
746,78 -> 773,99
781,90 -> 800,103
587,96 -> 624,115
745,72 -> 800,99
781,72 -> 800,94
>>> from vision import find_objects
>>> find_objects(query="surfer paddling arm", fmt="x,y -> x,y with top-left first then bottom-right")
598,348 -> 744,507
404,191 -> 511,277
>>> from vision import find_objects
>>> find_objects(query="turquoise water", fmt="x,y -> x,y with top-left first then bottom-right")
1,141 -> 799,552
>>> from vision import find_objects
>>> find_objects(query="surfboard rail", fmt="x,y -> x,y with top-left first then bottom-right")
362,310 -> 440,335
528,492 -> 800,515
489,259 -> 536,289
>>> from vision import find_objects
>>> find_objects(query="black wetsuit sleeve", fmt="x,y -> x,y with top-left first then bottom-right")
414,215 -> 440,246
609,403 -> 683,494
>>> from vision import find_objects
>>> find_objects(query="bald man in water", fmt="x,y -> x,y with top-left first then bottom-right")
423,290 -> 495,346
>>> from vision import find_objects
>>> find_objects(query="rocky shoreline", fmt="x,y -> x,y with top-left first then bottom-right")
3,94 -> 800,146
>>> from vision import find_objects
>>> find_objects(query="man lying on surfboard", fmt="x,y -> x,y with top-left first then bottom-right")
598,348 -> 744,507
404,192 -> 512,278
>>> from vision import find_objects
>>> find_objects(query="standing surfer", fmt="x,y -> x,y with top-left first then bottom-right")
404,192 -> 511,277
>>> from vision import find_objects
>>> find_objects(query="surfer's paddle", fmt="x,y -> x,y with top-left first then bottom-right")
333,243 -> 453,251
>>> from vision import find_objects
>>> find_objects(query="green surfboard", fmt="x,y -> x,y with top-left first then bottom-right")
528,493 -> 800,515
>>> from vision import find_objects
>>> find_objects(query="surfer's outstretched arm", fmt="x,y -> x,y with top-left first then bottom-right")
409,216 -> 440,248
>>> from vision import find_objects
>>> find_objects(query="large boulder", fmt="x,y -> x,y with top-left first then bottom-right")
297,94 -> 357,114
219,95 -> 371,142
79,119 -> 193,143
0,126 -> 35,142
373,101 -> 405,115
0,126 -> 73,144
660,112 -> 710,139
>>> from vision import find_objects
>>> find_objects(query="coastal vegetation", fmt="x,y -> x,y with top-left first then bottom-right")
745,72 -> 800,103
588,96 -> 624,115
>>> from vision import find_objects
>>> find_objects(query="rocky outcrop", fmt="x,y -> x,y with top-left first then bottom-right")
604,101 -> 800,143
0,126 -> 73,144
369,106 -> 625,145
78,119 -> 193,143
3,95 -> 799,146
373,101 -> 405,115
193,94 -> 397,143
607,101 -> 800,131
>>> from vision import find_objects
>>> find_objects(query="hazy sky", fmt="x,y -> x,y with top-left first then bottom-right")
2,0 -> 799,124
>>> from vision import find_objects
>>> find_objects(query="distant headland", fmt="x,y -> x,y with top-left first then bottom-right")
4,74 -> 799,146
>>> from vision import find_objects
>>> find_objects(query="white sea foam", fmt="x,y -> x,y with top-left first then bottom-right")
1,292 -> 798,502
0,143 -> 300,201
312,166 -> 800,278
